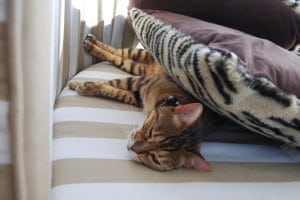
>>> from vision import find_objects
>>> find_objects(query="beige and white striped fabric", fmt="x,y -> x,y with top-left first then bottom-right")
52,63 -> 300,200
4,0 -> 300,199
6,1 -> 136,199
0,0 -> 14,200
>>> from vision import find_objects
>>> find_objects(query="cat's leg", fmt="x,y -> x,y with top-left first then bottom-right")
84,39 -> 164,76
105,76 -> 149,92
69,80 -> 141,106
85,34 -> 123,57
69,75 -> 151,105
85,34 -> 155,64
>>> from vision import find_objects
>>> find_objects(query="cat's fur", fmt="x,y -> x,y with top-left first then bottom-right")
69,34 -> 224,171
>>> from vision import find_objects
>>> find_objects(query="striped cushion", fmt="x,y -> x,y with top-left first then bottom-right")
52,62 -> 300,199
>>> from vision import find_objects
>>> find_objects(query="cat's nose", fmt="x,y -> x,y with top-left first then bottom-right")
129,141 -> 147,154
127,144 -> 141,163
127,139 -> 139,152
130,144 -> 139,153
129,143 -> 138,152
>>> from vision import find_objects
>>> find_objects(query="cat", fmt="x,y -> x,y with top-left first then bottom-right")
69,34 -> 225,171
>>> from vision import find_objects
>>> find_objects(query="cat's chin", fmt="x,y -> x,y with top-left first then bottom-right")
127,130 -> 141,162
127,142 -> 140,162
127,149 -> 140,163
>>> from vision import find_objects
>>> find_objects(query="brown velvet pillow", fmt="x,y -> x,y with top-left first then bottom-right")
144,10 -> 300,98
129,0 -> 300,49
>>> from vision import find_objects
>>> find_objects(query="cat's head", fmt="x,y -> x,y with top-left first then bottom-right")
127,100 -> 212,171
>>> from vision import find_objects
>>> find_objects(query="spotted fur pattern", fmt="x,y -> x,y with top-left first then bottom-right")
129,8 -> 300,149
69,34 -> 224,171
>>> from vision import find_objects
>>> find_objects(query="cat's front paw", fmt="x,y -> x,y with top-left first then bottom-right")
69,80 -> 102,96
68,80 -> 80,90
68,80 -> 91,92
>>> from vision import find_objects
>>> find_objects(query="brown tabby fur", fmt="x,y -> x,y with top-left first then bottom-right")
69,34 -> 224,171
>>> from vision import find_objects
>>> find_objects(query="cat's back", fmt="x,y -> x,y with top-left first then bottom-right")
141,74 -> 197,113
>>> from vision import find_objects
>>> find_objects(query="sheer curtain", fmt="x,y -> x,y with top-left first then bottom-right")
0,0 -> 14,200
8,0 -> 58,199
54,0 -> 136,98
7,0 -> 135,200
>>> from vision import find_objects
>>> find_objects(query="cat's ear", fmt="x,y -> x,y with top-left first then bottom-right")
183,151 -> 212,171
174,103 -> 203,127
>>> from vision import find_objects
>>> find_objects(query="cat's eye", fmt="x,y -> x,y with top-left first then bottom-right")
149,153 -> 160,165
144,127 -> 153,138
161,96 -> 180,107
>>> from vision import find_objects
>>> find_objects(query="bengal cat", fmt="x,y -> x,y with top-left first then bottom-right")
69,34 -> 225,171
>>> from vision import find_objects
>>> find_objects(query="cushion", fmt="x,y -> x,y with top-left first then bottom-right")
129,8 -> 300,148
52,62 -> 300,200
142,10 -> 300,98
129,0 -> 300,49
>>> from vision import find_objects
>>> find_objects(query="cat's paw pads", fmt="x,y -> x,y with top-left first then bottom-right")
85,34 -> 97,44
